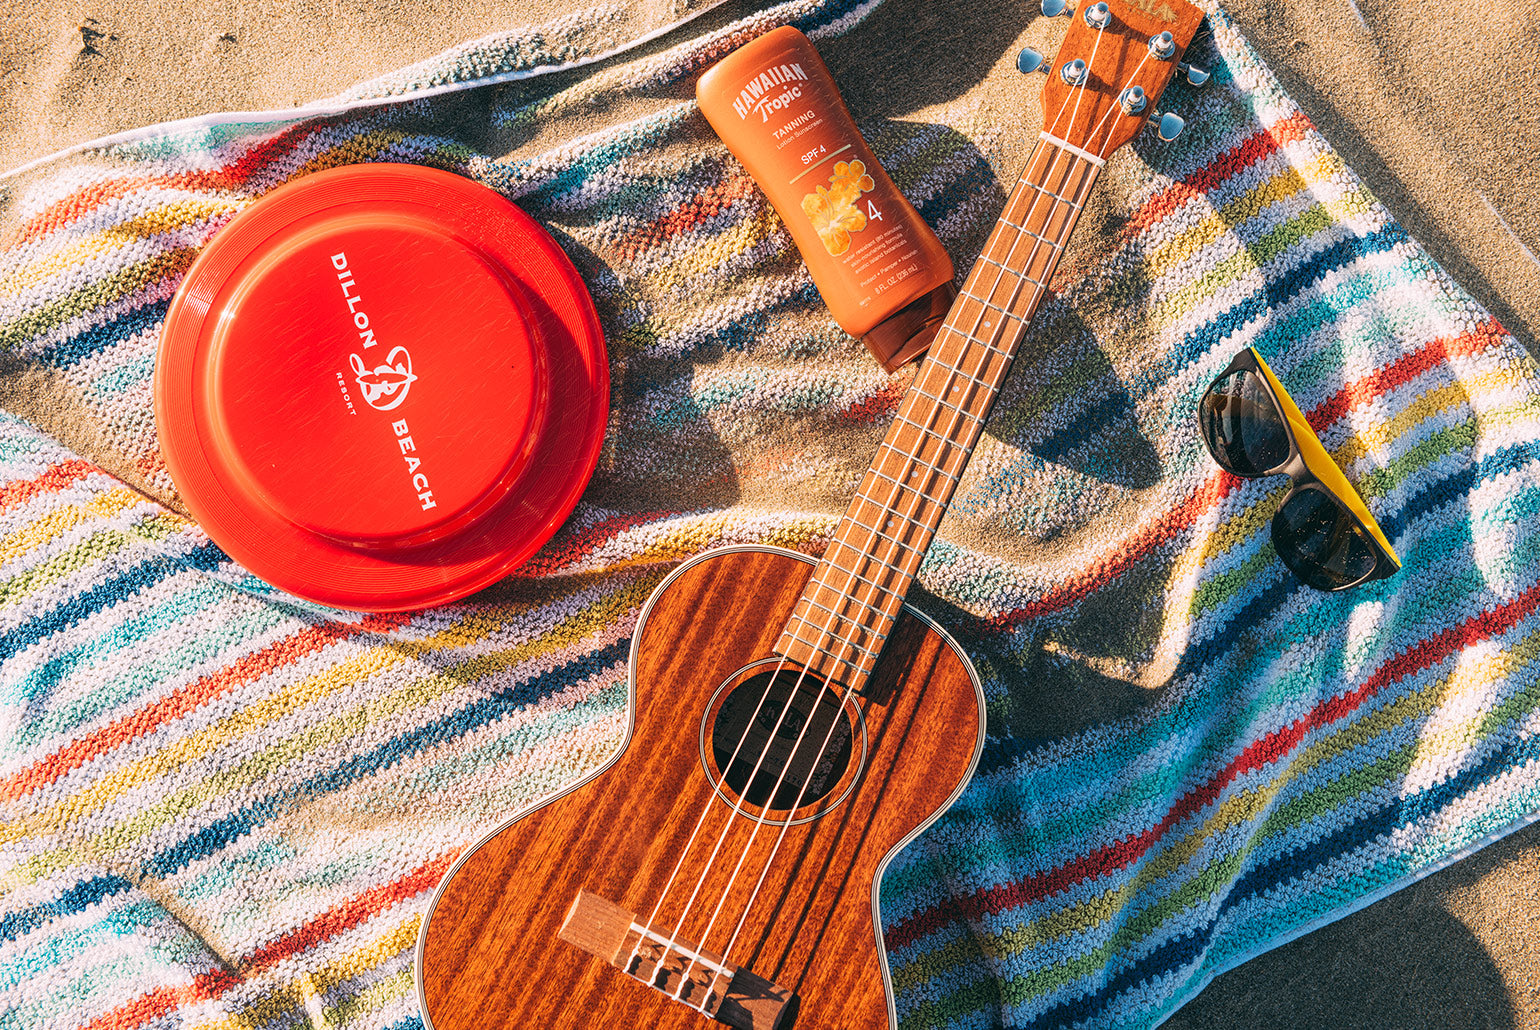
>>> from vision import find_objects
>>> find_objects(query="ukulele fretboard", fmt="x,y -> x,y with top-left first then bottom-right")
776,138 -> 1102,690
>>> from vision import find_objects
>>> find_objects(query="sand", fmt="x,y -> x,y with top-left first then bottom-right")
3,0 -> 1539,1024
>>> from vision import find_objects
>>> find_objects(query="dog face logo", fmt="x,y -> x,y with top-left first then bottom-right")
348,347 -> 417,411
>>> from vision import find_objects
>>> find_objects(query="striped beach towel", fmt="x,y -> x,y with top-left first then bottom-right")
3,0 -> 1539,1028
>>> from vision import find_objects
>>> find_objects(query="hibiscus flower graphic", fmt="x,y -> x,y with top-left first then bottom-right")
827,159 -> 875,206
802,159 -> 878,255
802,184 -> 867,255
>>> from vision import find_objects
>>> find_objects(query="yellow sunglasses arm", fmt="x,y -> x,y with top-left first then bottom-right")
1249,351 -> 1402,567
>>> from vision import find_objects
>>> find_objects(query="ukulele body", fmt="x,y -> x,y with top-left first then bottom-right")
415,545 -> 985,1030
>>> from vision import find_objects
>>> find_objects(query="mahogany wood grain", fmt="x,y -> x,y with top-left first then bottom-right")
417,546 -> 984,1030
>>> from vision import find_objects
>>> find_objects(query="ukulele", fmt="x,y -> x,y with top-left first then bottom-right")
414,1 -> 1205,1026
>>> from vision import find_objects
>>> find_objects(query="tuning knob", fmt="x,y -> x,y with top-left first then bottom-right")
1118,86 -> 1148,115
1148,31 -> 1176,59
1041,0 -> 1075,18
1060,58 -> 1088,86
1017,47 -> 1048,75
1148,110 -> 1186,141
1178,61 -> 1211,86
1082,1 -> 1112,27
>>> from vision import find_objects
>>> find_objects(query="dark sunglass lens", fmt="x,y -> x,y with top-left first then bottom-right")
1199,369 -> 1291,475
1273,488 -> 1380,590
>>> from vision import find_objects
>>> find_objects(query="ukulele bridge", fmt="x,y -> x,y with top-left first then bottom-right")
558,889 -> 795,1029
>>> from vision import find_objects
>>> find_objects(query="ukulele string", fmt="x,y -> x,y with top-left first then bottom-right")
633,486 -> 935,995
636,39 -> 1163,993
630,491 -> 909,984
710,142 -> 1092,980
677,29 -> 1111,995
1089,49 -> 1151,159
621,650 -> 801,980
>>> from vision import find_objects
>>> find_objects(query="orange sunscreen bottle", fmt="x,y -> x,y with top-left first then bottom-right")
697,26 -> 956,372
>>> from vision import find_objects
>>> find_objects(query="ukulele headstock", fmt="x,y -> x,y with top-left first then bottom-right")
1018,0 -> 1207,160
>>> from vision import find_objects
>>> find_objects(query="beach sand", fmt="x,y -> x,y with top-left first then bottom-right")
3,0 -> 1538,1024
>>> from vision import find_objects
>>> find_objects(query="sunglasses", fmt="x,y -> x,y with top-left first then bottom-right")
1198,348 -> 1401,591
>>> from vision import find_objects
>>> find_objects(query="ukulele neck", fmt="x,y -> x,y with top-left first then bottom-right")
775,136 -> 1102,691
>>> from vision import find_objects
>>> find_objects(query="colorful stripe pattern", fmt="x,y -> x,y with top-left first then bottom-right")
3,2 -> 1540,1028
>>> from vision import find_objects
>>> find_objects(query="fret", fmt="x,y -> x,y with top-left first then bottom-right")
803,552 -> 906,608
957,332 -> 1020,362
834,512 -> 924,567
979,222 -> 1025,268
1011,197 -> 1067,250
979,299 -> 1019,321
950,291 -> 1021,324
997,174 -> 1044,230
786,602 -> 887,653
910,355 -> 994,405
893,404 -> 980,438
821,537 -> 914,597
864,458 -> 951,501
796,590 -> 898,638
1036,147 -> 1086,200
784,610 -> 885,662
1021,174 -> 1093,239
1036,195 -> 1077,245
827,526 -> 917,581
888,420 -> 983,477
784,625 -> 881,675
908,387 -> 981,427
980,256 -> 1043,315
982,231 -> 1060,284
816,563 -> 906,613
850,495 -> 942,547
870,442 -> 961,489
939,295 -> 1020,351
888,416 -> 983,474
809,543 -> 908,605
791,589 -> 898,649
953,336 -> 1009,388
997,217 -> 1067,246
963,245 -> 1057,304
777,135 -> 1102,694
1003,231 -> 1058,290
892,411 -> 946,439
921,385 -> 987,428
833,547 -> 924,603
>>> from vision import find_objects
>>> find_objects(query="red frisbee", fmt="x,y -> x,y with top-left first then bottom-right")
155,163 -> 608,611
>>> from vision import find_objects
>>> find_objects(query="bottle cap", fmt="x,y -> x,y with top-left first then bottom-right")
858,281 -> 958,373
154,163 -> 608,611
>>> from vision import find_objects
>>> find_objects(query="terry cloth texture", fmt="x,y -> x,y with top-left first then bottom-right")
3,1 -> 1540,1028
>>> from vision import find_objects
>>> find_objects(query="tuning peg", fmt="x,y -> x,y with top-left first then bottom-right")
1178,61 -> 1211,86
1017,47 -> 1048,75
1081,1 -> 1112,27
1041,0 -> 1075,18
1118,86 -> 1148,115
1148,31 -> 1176,60
1059,58 -> 1088,86
1148,110 -> 1186,141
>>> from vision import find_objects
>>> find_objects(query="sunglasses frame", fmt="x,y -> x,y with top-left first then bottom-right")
1199,348 -> 1401,592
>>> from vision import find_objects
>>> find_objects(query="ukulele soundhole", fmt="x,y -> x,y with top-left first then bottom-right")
701,662 -> 866,824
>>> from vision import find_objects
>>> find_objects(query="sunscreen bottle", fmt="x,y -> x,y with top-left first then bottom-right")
697,26 -> 956,372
